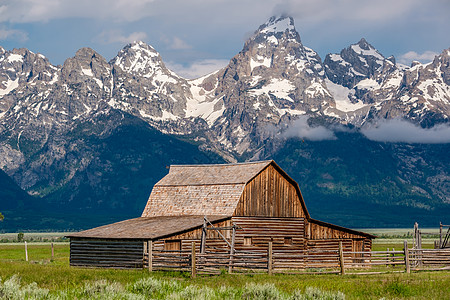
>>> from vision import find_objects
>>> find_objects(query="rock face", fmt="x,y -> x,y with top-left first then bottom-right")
0,16 -> 449,228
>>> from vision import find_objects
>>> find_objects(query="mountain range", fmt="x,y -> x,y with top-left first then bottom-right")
1,16 -> 449,231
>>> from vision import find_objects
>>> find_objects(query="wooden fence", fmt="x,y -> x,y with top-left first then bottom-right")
142,241 -> 450,277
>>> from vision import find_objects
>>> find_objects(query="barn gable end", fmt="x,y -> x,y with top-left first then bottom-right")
234,163 -> 308,218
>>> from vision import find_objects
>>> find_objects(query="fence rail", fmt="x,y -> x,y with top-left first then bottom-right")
142,241 -> 450,276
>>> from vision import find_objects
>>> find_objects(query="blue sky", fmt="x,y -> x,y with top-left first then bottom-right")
1,0 -> 449,78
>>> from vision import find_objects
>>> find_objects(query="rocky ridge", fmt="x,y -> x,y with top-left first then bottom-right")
0,16 -> 449,208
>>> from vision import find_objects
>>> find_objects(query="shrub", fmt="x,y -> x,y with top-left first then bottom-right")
242,283 -> 283,300
289,287 -> 345,300
0,275 -> 50,300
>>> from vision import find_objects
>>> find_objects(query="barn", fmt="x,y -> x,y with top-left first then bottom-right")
68,160 -> 374,269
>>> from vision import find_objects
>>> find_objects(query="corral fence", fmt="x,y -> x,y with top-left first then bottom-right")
143,241 -> 450,277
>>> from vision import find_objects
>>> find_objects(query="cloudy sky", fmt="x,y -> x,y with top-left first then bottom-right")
1,0 -> 449,78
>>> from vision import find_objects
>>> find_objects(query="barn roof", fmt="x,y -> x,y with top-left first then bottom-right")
156,160 -> 272,186
66,215 -> 230,240
141,161 -> 276,217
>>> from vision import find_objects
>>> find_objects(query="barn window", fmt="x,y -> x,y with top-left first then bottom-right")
164,240 -> 181,251
244,237 -> 252,246
284,237 -> 293,245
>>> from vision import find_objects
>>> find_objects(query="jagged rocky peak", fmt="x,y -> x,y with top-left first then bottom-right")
255,15 -> 298,40
61,47 -> 111,84
324,38 -> 387,88
111,40 -> 174,78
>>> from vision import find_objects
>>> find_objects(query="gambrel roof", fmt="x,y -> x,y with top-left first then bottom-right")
141,160 -> 286,217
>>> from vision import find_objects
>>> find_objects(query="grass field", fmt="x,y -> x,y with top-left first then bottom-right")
0,241 -> 449,299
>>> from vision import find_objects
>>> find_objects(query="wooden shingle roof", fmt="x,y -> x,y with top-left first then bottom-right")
155,160 -> 272,186
67,215 -> 229,240
141,161 -> 273,217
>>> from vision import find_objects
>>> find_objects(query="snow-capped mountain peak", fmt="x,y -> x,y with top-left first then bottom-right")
258,16 -> 296,35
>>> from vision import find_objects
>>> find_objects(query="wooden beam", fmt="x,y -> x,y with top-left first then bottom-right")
191,242 -> 196,278
268,241 -> 273,275
200,217 -> 206,254
228,225 -> 236,274
404,240 -> 410,274
339,241 -> 345,275
148,240 -> 153,272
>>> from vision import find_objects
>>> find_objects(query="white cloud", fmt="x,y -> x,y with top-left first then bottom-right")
161,36 -> 192,50
272,0 -> 424,23
0,0 -> 157,23
0,27 -> 28,42
361,119 -> 450,144
166,59 -> 229,79
283,116 -> 336,141
96,30 -> 148,45
2,0 -> 430,24
398,51 -> 439,65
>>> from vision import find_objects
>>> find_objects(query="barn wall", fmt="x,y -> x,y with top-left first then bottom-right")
232,217 -> 307,251
308,221 -> 369,240
153,217 -> 308,253
70,238 -> 144,269
234,165 -> 305,218
152,219 -> 232,252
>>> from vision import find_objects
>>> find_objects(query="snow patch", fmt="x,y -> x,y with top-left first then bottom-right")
325,79 -> 367,112
81,68 -> 93,77
0,78 -> 19,96
356,78 -> 380,90
7,54 -> 23,63
250,56 -> 272,72
248,78 -> 295,101
351,44 -> 384,60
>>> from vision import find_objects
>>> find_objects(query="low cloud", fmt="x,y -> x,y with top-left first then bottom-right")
166,59 -> 229,79
283,116 -> 336,141
361,119 -> 450,144
0,27 -> 28,42
398,50 -> 438,65
96,30 -> 148,45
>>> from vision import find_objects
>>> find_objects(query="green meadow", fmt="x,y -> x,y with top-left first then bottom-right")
0,236 -> 449,299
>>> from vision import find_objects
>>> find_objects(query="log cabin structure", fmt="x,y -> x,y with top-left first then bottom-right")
68,160 -> 375,269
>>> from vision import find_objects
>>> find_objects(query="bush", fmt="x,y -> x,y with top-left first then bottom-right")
242,283 -> 283,300
290,287 -> 346,300
0,275 -> 50,300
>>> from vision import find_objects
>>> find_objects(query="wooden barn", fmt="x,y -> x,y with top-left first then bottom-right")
68,160 -> 375,269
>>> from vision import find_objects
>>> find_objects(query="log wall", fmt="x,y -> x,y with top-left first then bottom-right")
234,165 -> 306,218
232,217 -> 306,251
70,238 -> 144,269
308,220 -> 369,240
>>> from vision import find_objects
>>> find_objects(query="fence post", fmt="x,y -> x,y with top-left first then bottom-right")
228,225 -> 236,274
51,243 -> 54,260
25,241 -> 28,262
440,222 -> 442,248
338,241 -> 345,275
404,240 -> 410,274
191,241 -> 196,278
143,241 -> 147,269
392,248 -> 395,268
200,217 -> 206,254
148,240 -> 153,272
268,241 -> 273,275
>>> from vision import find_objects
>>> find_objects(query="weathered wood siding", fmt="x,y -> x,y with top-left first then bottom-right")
232,217 -> 306,251
70,238 -> 144,269
234,165 -> 305,218
308,221 -> 368,240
